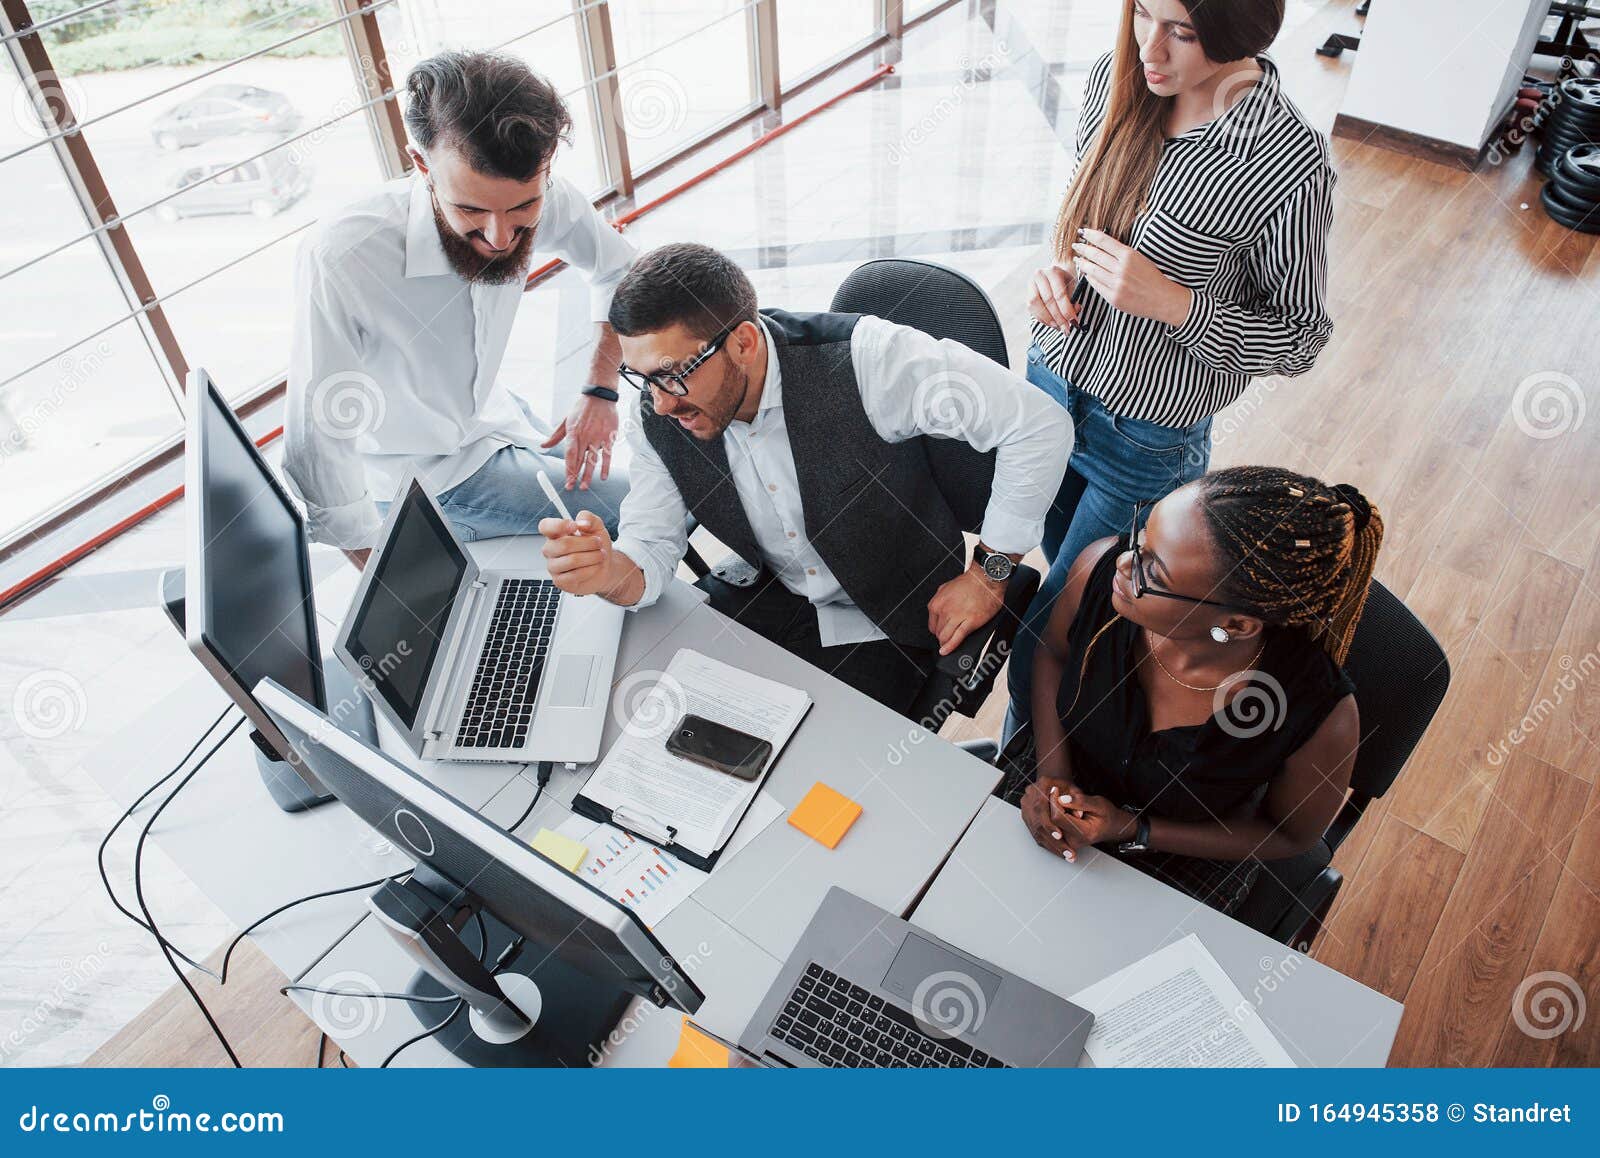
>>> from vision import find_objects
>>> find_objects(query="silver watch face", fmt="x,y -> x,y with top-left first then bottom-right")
982,553 -> 1013,581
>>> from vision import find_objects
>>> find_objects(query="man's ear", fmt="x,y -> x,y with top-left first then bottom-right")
730,318 -> 761,364
408,147 -> 428,176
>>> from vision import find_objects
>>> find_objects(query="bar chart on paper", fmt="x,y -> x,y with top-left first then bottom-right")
554,794 -> 785,928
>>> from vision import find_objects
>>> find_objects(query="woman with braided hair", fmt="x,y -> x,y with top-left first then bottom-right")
1008,466 -> 1383,915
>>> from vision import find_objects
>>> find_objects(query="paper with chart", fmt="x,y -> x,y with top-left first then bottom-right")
577,649 -> 811,858
1069,934 -> 1296,1068
555,792 -> 784,927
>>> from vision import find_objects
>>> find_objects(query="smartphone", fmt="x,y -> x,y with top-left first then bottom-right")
665,714 -> 773,781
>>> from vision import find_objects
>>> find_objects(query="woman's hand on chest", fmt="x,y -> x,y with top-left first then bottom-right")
1071,227 -> 1195,327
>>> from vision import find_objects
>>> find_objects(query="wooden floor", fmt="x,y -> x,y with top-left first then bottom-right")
90,2 -> 1600,1067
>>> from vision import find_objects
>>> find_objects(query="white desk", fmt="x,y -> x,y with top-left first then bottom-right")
90,533 -> 1001,1066
910,797 -> 1404,1067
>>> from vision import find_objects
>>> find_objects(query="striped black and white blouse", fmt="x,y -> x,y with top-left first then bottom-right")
1032,53 -> 1335,428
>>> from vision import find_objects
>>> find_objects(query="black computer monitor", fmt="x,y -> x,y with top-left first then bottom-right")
255,677 -> 704,1067
181,367 -> 372,812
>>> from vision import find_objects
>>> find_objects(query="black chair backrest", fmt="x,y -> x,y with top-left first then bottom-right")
829,259 -> 1004,532
1341,579 -> 1451,800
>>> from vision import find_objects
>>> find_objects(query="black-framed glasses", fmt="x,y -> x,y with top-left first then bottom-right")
1126,500 -> 1238,610
617,320 -> 741,397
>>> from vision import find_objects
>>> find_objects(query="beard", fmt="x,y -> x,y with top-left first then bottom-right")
431,198 -> 536,286
681,358 -> 748,440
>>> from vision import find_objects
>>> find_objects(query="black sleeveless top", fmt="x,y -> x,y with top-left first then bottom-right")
1055,544 -> 1355,822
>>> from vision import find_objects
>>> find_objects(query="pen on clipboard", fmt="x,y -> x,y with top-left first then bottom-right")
611,806 -> 677,845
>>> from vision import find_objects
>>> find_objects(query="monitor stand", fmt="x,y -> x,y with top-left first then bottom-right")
160,566 -> 372,814
369,869 -> 633,1068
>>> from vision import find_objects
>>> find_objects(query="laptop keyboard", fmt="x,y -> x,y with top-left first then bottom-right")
769,961 -> 1011,1068
456,578 -> 561,750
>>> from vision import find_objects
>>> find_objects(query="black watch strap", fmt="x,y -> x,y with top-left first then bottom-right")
1117,813 -> 1152,855
973,545 -> 1015,581
581,384 -> 620,402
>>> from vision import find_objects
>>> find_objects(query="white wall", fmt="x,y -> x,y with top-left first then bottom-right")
1339,0 -> 1548,152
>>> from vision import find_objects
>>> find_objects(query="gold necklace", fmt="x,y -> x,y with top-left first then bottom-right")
1145,632 -> 1267,693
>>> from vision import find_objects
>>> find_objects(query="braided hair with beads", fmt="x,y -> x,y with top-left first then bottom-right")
1197,465 -> 1384,666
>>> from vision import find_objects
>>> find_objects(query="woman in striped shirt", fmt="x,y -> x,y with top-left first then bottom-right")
1008,0 -> 1336,731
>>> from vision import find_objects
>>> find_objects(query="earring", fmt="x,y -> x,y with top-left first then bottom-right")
1210,626 -> 1230,644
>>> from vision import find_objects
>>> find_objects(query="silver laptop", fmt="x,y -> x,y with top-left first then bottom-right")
335,472 -> 624,764
740,887 -> 1094,1068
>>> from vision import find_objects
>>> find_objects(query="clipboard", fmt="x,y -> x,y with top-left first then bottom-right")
571,700 -> 810,872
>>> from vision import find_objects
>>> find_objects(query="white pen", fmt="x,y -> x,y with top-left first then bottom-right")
537,469 -> 578,527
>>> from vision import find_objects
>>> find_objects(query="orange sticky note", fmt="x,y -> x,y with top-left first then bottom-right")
668,1017 -> 730,1068
788,781 -> 862,849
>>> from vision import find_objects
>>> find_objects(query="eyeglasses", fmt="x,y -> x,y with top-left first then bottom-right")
1125,500 -> 1239,611
617,320 -> 741,398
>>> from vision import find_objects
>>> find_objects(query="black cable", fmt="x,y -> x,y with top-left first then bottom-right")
504,761 -> 554,834
97,704 -> 234,978
316,1032 -> 327,1069
216,873 -> 407,985
132,715 -> 248,1067
280,984 -> 457,1004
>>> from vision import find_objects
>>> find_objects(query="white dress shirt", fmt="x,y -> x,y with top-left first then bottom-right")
613,316 -> 1073,646
284,175 -> 636,548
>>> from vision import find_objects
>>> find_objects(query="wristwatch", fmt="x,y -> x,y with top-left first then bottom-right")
972,544 -> 1016,583
1117,812 -> 1152,856
581,384 -> 620,402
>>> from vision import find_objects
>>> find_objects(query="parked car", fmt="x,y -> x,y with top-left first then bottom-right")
155,137 -> 311,221
149,84 -> 301,150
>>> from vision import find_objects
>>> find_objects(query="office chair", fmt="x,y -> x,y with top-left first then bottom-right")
972,579 -> 1449,953
679,258 -> 1037,726
1234,579 -> 1450,951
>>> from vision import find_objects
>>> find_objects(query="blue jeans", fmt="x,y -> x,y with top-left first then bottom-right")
378,406 -> 629,542
1006,345 -> 1213,731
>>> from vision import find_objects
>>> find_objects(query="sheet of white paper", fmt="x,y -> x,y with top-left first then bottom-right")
1069,933 -> 1296,1068
554,793 -> 785,928
578,649 -> 810,857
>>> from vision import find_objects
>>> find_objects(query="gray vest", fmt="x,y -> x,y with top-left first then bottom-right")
639,309 -> 971,651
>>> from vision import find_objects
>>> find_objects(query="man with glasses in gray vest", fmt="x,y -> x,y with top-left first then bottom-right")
539,243 -> 1071,717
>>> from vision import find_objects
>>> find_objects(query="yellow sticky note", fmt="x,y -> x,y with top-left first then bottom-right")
788,781 -> 862,849
669,1018 -> 730,1068
530,828 -> 588,873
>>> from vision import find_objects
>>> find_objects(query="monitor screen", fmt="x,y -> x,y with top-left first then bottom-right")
256,678 -> 701,1013
195,380 -> 323,711
342,483 -> 466,730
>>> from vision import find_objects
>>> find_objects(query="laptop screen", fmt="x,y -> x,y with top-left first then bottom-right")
344,482 -> 468,730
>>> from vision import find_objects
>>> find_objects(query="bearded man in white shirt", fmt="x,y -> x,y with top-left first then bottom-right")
285,51 -> 635,566
540,243 -> 1073,717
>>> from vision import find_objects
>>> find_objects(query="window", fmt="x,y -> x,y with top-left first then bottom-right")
778,0 -> 880,88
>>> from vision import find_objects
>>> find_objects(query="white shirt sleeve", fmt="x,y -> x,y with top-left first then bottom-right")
850,315 -> 1072,555
609,407 -> 689,609
283,238 -> 383,550
532,176 -> 637,323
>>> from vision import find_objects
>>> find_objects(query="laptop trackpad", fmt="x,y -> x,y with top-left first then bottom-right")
546,653 -> 598,708
880,934 -> 1003,1027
